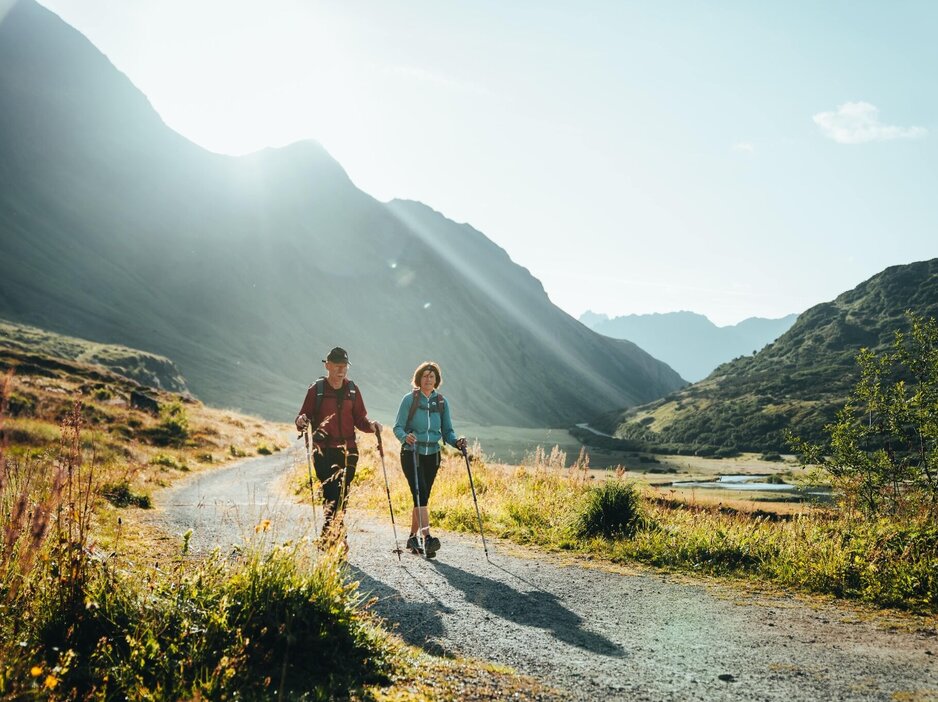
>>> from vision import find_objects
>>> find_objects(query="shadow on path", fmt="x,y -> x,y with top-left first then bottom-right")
348,564 -> 453,656
430,560 -> 624,657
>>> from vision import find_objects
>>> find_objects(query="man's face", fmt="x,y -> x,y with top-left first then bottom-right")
325,361 -> 348,383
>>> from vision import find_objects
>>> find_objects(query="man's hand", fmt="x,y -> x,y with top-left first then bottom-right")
455,437 -> 467,452
371,420 -> 382,434
312,428 -> 328,443
296,414 -> 309,432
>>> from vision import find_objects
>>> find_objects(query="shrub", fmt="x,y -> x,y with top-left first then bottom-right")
143,400 -> 190,447
7,392 -> 35,417
149,453 -> 188,471
257,444 -> 273,455
101,481 -> 151,508
573,480 -> 644,539
761,452 -> 783,462
792,313 -> 938,518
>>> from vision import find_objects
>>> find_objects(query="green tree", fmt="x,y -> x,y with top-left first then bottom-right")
792,313 -> 938,517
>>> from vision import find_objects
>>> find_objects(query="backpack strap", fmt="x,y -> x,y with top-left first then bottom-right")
404,389 -> 421,433
431,393 -> 445,414
314,377 -> 326,414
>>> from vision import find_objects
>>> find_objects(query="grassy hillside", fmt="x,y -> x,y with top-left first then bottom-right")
597,259 -> 938,453
0,317 -> 189,393
0,342 -> 289,499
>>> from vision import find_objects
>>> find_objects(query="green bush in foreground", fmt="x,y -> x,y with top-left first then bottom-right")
573,481 -> 644,539
2,543 -> 394,700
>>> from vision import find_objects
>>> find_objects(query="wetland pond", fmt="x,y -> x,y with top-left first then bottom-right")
670,474 -> 834,502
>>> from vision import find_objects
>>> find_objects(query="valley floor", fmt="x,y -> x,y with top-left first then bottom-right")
146,447 -> 938,702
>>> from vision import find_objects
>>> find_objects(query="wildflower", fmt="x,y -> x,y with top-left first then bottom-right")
30,666 -> 42,677
44,674 -> 59,690
255,519 -> 271,533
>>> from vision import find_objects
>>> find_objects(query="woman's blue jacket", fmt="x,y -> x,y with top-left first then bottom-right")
393,389 -> 458,455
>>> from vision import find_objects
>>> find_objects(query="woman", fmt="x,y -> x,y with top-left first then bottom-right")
393,361 -> 466,557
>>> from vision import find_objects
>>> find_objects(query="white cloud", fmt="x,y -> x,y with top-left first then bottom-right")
732,141 -> 755,153
813,101 -> 927,144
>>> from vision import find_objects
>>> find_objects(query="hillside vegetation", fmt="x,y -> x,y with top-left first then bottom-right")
0,317 -> 188,393
596,259 -> 938,454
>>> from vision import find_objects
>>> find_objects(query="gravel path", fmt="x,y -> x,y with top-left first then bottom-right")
149,449 -> 938,701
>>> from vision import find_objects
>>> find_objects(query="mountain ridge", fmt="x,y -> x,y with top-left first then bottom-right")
580,310 -> 798,381
0,0 -> 685,426
597,259 -> 938,452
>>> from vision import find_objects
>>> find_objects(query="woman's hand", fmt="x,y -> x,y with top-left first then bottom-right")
405,433 -> 417,445
455,437 -> 467,452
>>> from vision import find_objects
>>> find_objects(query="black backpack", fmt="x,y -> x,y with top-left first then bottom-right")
404,389 -> 445,433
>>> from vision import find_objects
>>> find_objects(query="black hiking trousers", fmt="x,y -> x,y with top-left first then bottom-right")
400,449 -> 441,507
314,447 -> 358,538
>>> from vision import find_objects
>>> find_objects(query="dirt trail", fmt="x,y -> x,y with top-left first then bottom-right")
149,449 -> 938,702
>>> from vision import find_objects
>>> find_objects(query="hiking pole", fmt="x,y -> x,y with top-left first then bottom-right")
461,446 -> 491,562
301,424 -> 319,537
412,447 -> 429,559
375,430 -> 403,560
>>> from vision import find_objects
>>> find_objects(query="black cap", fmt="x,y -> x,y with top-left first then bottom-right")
323,347 -> 350,364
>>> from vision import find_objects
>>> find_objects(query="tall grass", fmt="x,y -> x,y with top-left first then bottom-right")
352,435 -> 938,613
0,380 -> 396,699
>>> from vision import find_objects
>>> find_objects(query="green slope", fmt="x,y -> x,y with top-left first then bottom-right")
598,259 -> 938,452
0,318 -> 188,392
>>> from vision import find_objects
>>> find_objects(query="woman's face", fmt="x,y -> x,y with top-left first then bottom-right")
420,369 -> 437,393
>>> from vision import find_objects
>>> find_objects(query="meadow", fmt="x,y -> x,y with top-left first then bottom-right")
349,434 -> 938,615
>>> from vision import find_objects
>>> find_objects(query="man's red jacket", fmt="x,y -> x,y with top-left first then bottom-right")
297,379 -> 375,451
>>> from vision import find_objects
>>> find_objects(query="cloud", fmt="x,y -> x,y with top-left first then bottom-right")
732,141 -> 755,153
813,101 -> 927,144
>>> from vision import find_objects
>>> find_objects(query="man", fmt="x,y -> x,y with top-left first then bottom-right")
296,347 -> 379,549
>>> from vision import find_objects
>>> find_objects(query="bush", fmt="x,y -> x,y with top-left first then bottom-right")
792,313 -> 938,518
144,400 -> 190,447
257,443 -> 273,455
761,452 -> 783,462
573,480 -> 644,539
101,481 -> 151,508
149,453 -> 188,471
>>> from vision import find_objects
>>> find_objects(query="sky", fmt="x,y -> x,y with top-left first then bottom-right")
32,0 -> 938,326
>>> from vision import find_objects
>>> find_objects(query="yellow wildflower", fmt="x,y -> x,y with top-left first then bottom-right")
30,666 -> 42,677
44,675 -> 59,690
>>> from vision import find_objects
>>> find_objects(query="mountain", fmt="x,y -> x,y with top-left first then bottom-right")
596,259 -> 938,453
0,317 -> 189,392
580,310 -> 798,382
0,0 -> 685,427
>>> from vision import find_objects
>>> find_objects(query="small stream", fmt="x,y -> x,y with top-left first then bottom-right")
670,474 -> 833,500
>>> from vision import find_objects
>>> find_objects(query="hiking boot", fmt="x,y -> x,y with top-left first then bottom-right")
406,535 -> 423,554
425,534 -> 441,557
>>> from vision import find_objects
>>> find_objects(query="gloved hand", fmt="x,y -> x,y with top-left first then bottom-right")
312,427 -> 329,443
455,437 -> 467,452
296,414 -> 309,432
